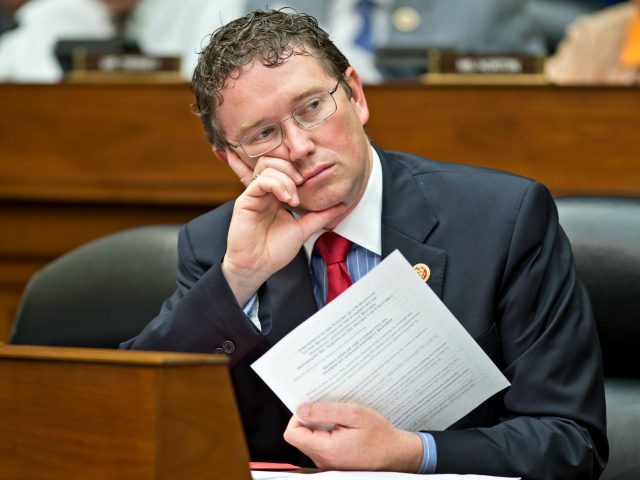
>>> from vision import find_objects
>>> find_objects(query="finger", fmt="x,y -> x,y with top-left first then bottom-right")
293,204 -> 349,238
226,149 -> 256,186
283,415 -> 308,446
283,414 -> 333,449
286,412 -> 334,434
296,402 -> 366,428
247,168 -> 300,206
255,155 -> 303,185
286,414 -> 304,430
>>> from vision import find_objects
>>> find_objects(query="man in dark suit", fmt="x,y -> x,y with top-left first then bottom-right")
121,9 -> 608,478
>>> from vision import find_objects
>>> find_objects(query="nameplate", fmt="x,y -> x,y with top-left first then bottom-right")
430,50 -> 544,75
73,51 -> 181,74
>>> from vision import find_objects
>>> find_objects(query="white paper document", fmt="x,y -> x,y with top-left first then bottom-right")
251,472 -> 519,480
252,250 -> 510,432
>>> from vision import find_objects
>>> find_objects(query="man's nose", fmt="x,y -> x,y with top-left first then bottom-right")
279,118 -> 315,161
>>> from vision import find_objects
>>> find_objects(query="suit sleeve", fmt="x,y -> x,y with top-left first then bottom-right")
119,223 -> 263,367
430,182 -> 608,479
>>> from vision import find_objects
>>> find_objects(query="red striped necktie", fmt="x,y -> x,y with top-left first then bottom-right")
315,232 -> 354,303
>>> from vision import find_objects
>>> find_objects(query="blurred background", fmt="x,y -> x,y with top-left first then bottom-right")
1,0 -> 637,84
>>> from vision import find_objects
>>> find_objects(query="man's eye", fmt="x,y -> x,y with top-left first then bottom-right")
247,125 -> 277,144
298,98 -> 322,118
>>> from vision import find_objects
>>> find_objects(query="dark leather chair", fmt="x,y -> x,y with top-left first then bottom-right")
556,196 -> 640,480
9,225 -> 179,348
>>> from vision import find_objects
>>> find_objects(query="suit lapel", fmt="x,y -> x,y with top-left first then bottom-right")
263,249 -> 317,346
379,148 -> 447,299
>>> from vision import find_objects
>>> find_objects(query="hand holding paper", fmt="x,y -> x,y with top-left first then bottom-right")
252,250 -> 509,432
284,402 -> 423,472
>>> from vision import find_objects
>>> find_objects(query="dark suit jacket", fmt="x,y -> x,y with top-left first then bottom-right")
122,146 -> 608,479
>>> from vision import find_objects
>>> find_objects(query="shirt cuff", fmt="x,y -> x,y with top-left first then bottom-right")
243,294 -> 261,331
415,431 -> 437,474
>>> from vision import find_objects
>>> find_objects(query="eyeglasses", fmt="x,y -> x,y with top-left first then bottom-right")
228,78 -> 341,158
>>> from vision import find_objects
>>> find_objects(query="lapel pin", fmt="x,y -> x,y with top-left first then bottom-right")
413,263 -> 431,282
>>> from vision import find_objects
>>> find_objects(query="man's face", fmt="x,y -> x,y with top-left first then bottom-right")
215,52 -> 372,219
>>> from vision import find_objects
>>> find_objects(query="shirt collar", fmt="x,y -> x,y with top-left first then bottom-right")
303,144 -> 383,260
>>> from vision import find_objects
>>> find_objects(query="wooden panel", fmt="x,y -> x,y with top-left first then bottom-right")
0,345 -> 251,480
0,83 -> 243,205
2,83 -> 639,205
364,84 -> 640,197
0,202 -> 207,258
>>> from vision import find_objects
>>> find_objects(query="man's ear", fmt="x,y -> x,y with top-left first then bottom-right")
343,66 -> 370,126
212,145 -> 229,165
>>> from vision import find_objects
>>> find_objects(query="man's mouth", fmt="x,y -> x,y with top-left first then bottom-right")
300,164 -> 333,188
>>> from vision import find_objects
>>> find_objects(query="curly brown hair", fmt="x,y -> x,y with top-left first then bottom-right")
191,9 -> 351,149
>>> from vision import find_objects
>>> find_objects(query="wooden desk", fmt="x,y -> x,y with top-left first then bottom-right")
0,345 -> 250,480
1,82 -> 639,340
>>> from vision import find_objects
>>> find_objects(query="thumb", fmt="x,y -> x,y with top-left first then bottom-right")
295,404 -> 338,432
297,402 -> 386,430
297,402 -> 363,427
295,204 -> 348,239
